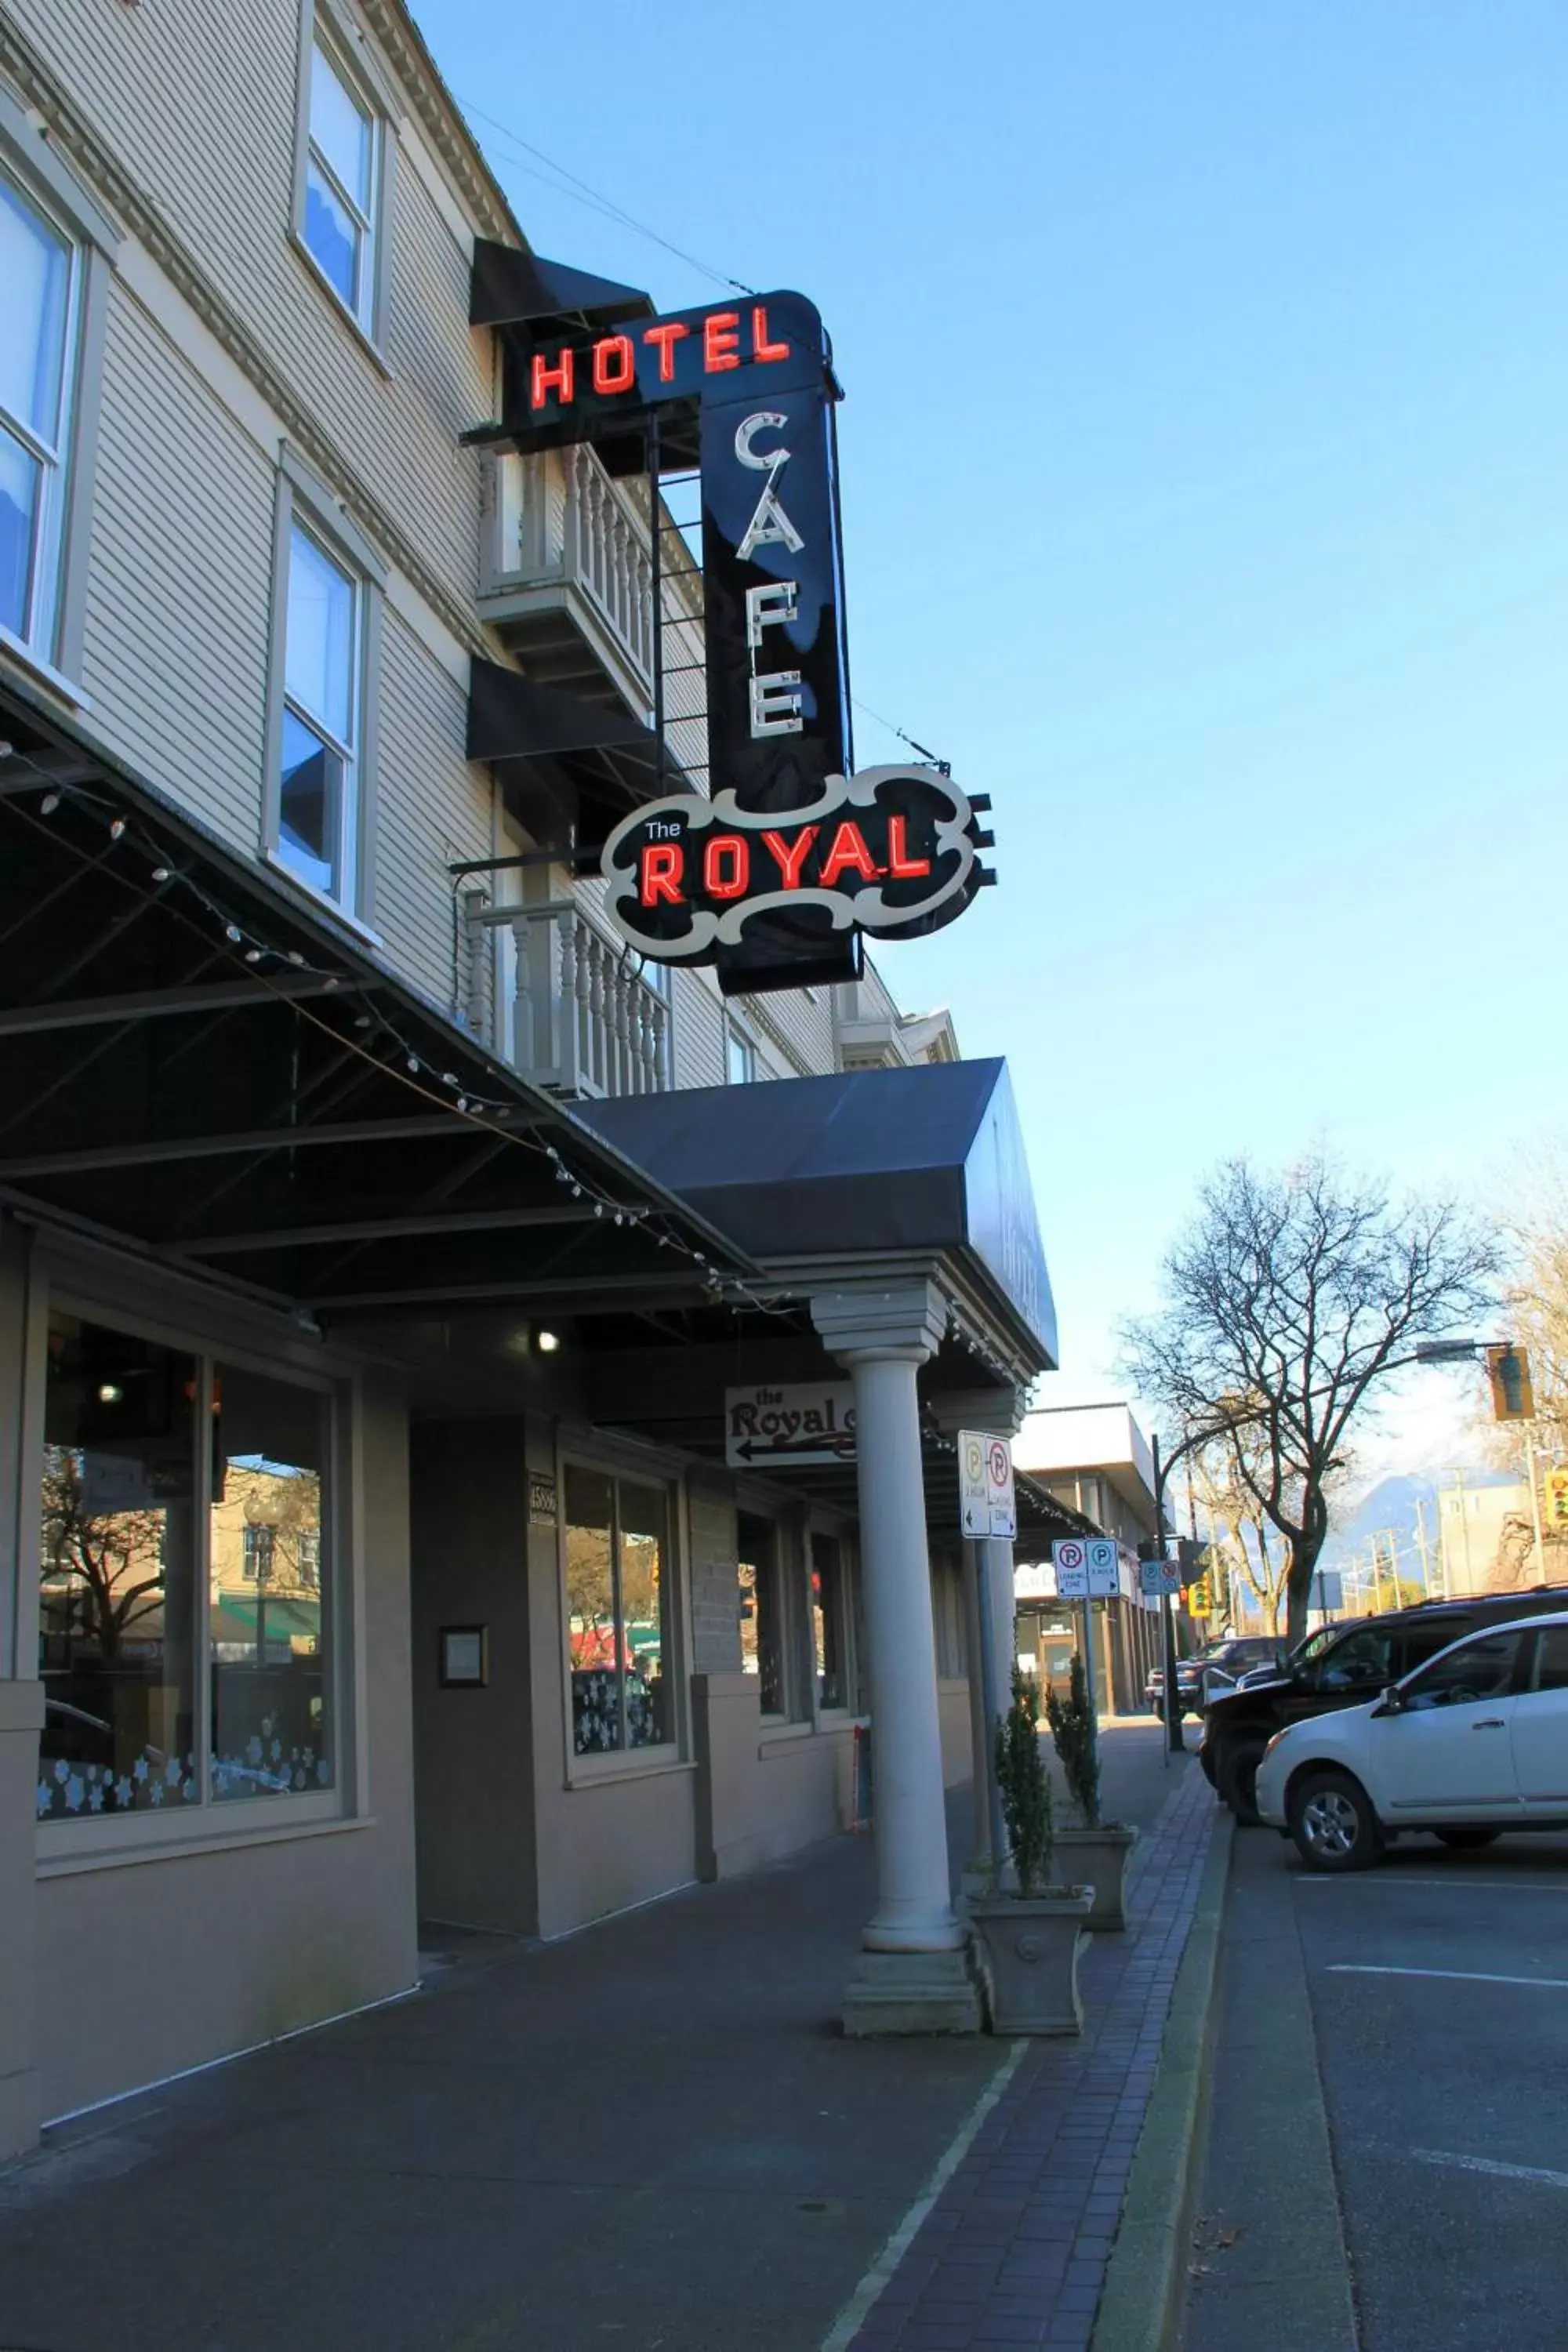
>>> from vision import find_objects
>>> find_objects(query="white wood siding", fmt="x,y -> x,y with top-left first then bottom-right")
373,605 -> 490,1014
81,281 -> 276,848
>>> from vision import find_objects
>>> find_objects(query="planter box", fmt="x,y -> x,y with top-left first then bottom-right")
1054,1824 -> 1138,1931
967,1886 -> 1094,2035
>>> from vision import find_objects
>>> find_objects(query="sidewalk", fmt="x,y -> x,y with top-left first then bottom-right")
0,1724 -> 1206,2352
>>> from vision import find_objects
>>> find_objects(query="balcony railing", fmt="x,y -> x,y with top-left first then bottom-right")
562,446 -> 655,682
481,447 -> 656,707
466,898 -> 670,1100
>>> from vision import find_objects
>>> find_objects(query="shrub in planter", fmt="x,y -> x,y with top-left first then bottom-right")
1045,1652 -> 1137,1931
967,1667 -> 1092,2034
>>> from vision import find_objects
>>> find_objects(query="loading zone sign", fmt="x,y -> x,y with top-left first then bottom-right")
1053,1537 -> 1120,1599
724,1382 -> 856,1468
959,1430 -> 1017,1540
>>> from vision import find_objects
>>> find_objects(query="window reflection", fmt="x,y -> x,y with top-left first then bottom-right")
209,1365 -> 332,1800
565,1467 -> 673,1755
38,1316 -> 199,1818
811,1533 -> 847,1711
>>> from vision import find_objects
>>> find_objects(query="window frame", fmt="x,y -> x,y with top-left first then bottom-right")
726,1016 -> 759,1087
32,1288 -> 354,1863
558,1448 -> 685,1780
262,456 -> 384,927
0,93 -> 118,697
809,1527 -> 854,1718
292,2 -> 397,357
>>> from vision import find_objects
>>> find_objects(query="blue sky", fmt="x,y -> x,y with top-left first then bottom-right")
414,0 -> 1567,1472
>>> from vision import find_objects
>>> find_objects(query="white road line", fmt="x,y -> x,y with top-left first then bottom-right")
1327,1962 -> 1568,1989
1299,1876 -> 1568,1893
1415,2149 -> 1568,2190
818,2037 -> 1027,2352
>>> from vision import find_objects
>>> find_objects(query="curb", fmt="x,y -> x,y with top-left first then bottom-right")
1090,1802 -> 1235,2352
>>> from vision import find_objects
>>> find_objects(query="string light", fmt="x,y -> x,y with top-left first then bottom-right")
0,746 -> 804,1326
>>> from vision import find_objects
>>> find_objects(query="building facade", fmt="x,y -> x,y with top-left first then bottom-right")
0,0 -> 1076,2148
1013,1403 -> 1164,1713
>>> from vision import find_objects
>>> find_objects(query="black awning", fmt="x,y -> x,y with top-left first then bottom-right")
467,659 -> 673,847
579,1059 -> 1059,1370
469,243 -> 652,333
0,679 -> 754,1322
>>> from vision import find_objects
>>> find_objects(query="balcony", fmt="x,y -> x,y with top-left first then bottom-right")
479,446 -> 655,716
466,898 -> 670,1100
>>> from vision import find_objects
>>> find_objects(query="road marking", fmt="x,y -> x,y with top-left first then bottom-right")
1327,1963 -> 1568,1989
818,2038 -> 1027,2352
1298,1876 -> 1568,1893
1415,2149 -> 1568,2190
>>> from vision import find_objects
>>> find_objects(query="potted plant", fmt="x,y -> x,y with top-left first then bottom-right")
1046,1653 -> 1138,1930
967,1668 -> 1094,2034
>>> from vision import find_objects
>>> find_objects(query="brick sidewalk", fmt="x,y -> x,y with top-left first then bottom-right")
849,1766 -> 1218,2351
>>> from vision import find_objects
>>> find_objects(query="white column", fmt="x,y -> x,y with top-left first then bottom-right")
929,1389 -> 1027,1896
812,1284 -> 979,2031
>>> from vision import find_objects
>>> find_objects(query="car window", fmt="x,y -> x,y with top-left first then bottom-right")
1402,1630 -> 1523,1711
1396,1621 -> 1470,1676
1527,1626 -> 1568,1693
1316,1628 -> 1393,1690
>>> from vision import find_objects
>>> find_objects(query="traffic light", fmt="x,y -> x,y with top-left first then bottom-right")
1547,1468 -> 1568,1528
1175,1537 -> 1207,1574
1486,1344 -> 1535,1422
1188,1576 -> 1212,1618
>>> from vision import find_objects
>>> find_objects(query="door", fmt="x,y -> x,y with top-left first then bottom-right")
1513,1624 -> 1568,1817
1369,1628 -> 1527,1820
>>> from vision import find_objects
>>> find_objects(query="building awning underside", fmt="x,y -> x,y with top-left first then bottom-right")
0,681 -> 758,1324
466,660 -> 689,853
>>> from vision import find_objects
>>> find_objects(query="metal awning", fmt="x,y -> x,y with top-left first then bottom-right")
580,1059 -> 1059,1377
466,659 -> 677,848
0,678 -> 757,1323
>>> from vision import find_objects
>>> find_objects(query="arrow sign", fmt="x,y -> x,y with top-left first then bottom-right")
724,1381 -> 857,1469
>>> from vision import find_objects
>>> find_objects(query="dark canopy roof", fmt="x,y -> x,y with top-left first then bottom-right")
467,659 -> 679,848
581,1058 -> 1058,1372
0,677 -> 753,1322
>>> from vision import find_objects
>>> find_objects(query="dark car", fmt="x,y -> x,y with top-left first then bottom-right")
1145,1636 -> 1284,1719
1200,1584 -> 1568,1820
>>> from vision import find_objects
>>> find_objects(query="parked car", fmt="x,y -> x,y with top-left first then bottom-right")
1200,1584 -> 1568,1821
1145,1636 -> 1284,1719
1257,1610 -> 1568,1870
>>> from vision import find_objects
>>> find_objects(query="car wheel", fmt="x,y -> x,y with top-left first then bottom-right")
1198,1746 -> 1217,1788
1220,1739 -> 1269,1825
1436,1828 -> 1502,1850
1287,1768 -> 1383,1872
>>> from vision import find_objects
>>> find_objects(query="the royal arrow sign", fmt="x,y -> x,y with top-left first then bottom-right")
724,1381 -> 857,1468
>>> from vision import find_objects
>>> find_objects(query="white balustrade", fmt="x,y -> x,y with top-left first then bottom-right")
466,898 -> 669,1100
564,446 -> 655,681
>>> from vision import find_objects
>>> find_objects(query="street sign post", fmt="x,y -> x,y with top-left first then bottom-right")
1139,1555 -> 1182,1599
1051,1537 -> 1118,1732
959,1429 -> 1017,1540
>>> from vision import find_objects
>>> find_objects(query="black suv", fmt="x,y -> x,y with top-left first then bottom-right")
1201,1584 -> 1568,1821
1145,1636 -> 1284,1719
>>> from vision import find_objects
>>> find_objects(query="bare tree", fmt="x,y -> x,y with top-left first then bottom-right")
1121,1153 -> 1498,1647
41,1446 -> 168,1661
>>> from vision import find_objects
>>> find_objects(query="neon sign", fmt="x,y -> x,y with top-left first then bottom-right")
601,768 -> 989,964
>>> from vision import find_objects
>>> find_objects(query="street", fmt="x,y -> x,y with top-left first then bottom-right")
1185,1819 -> 1568,2352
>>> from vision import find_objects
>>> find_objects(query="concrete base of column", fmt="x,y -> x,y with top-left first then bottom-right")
842,1945 -> 984,2037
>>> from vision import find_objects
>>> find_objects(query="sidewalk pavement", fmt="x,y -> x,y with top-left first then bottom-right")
0,1722 -> 1209,2352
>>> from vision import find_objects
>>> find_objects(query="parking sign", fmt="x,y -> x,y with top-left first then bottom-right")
1051,1537 -> 1087,1596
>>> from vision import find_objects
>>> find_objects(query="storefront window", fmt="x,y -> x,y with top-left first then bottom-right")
209,1363 -> 332,1802
565,1467 -> 674,1755
38,1316 -> 199,1817
811,1532 -> 848,1711
739,1512 -> 788,1718
36,1313 -> 336,1826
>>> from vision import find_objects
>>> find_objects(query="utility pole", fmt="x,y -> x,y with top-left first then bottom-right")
1414,1497 -> 1436,1595
1524,1426 -> 1545,1581
1152,1432 -> 1183,1761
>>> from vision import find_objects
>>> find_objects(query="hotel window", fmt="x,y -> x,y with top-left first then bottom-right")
811,1532 -> 850,1711
36,1314 -> 337,1826
299,29 -> 383,336
276,517 -> 363,908
564,1466 -> 675,1756
726,1019 -> 759,1086
0,166 -> 78,664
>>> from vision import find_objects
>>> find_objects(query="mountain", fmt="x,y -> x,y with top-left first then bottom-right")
1319,1465 -> 1516,1589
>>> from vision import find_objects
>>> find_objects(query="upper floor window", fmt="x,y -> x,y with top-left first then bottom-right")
302,33 -> 381,334
727,1020 -> 759,1086
278,519 -> 361,906
0,169 -> 78,662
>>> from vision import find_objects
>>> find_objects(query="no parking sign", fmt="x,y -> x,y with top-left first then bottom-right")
1053,1537 -> 1119,1598
959,1429 -> 1017,1539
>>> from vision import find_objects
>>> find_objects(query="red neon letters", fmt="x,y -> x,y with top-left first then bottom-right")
528,306 -> 793,412
637,818 -> 920,909
640,842 -> 683,905
702,834 -> 749,898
